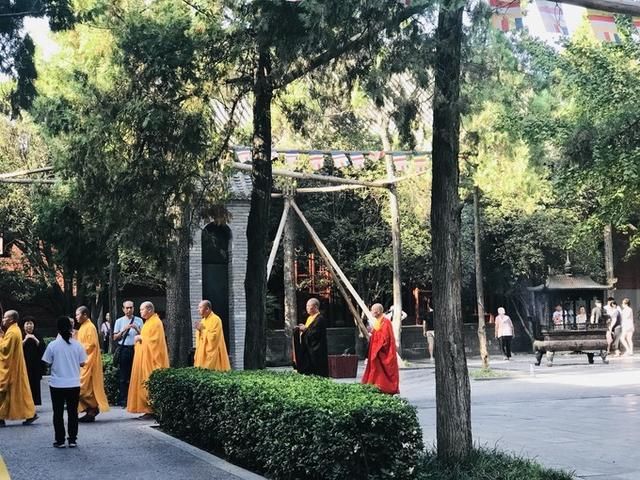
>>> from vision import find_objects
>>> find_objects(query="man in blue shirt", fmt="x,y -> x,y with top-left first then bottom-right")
112,301 -> 143,407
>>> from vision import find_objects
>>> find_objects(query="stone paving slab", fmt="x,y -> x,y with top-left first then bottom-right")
0,378 -> 263,480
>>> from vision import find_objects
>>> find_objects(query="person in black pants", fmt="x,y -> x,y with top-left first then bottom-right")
112,301 -> 143,407
42,316 -> 88,448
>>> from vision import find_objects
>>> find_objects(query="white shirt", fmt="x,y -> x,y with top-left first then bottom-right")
621,306 -> 634,331
495,314 -> 514,337
114,315 -> 143,346
42,335 -> 87,388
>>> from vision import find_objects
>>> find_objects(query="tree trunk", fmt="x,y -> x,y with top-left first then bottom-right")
431,0 -> 472,461
473,186 -> 489,369
283,198 -> 297,363
603,224 -> 615,297
244,47 -> 273,370
383,146 -> 403,352
165,205 -> 193,367
63,268 -> 74,315
108,247 -> 119,333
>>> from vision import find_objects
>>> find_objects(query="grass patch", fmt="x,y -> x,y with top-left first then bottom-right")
468,368 -> 512,380
415,448 -> 574,480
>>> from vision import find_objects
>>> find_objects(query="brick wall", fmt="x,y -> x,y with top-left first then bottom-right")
188,199 -> 251,370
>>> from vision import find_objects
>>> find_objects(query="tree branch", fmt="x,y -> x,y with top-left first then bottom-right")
275,3 -> 432,90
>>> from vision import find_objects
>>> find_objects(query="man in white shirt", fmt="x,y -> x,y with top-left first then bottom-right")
112,301 -> 143,407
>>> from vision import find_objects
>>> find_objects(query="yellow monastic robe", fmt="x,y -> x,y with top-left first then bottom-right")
194,312 -> 230,371
0,323 -> 35,420
77,321 -> 110,413
127,313 -> 169,414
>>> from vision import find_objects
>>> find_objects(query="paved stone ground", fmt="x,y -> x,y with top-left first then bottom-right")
2,353 -> 638,479
0,382 -> 262,480
399,353 -> 640,480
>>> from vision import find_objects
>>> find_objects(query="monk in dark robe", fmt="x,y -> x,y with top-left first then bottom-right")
293,298 -> 328,377
362,303 -> 399,394
22,318 -> 46,406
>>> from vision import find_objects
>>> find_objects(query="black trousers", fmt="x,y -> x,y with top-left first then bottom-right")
50,386 -> 80,444
118,346 -> 135,405
500,335 -> 513,358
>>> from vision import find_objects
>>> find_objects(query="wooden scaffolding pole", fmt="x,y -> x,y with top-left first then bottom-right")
266,200 -> 290,279
0,166 -> 54,179
0,178 -> 55,184
233,162 -> 388,188
289,199 -> 376,333
384,152 -> 404,351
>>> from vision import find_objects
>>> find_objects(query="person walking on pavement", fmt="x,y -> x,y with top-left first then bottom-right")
495,307 -> 514,360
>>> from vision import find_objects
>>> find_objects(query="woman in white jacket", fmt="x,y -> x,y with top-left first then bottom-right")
495,307 -> 514,360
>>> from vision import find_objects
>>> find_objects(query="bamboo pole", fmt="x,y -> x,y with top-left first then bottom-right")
320,254 -> 370,339
232,162 -> 388,188
0,166 -> 54,179
384,148 -> 403,352
283,198 -> 297,362
386,169 -> 429,185
289,199 -> 378,330
0,178 -> 55,184
296,185 -> 368,194
266,201 -> 290,279
473,186 -> 489,369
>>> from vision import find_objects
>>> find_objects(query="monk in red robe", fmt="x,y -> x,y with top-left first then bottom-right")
362,303 -> 399,394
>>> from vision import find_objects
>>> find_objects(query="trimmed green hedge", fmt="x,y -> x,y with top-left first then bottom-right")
101,354 -> 119,405
148,368 -> 423,480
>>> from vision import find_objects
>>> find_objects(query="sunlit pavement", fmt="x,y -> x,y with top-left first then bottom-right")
400,353 -> 640,480
0,378 -> 262,480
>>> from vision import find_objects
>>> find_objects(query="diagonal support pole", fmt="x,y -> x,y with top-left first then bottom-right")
289,199 -> 376,334
266,200 -> 290,280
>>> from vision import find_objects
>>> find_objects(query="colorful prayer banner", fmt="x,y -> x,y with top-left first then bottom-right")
393,153 -> 408,172
285,152 -> 298,168
308,152 -> 325,171
490,0 -> 524,33
331,151 -> 349,168
349,152 -> 365,169
536,0 -> 569,35
367,151 -> 384,162
235,147 -> 251,163
412,154 -> 429,172
587,10 -> 621,43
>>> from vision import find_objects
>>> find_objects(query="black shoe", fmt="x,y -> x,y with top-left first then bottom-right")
136,413 -> 155,421
68,441 -> 77,448
23,414 -> 39,425
78,414 -> 95,423
53,442 -> 66,448
0,420 -> 6,427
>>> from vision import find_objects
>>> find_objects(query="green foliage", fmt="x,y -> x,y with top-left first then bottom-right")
101,353 -> 119,405
148,368 -> 423,480
415,448 -> 573,480
0,0 -> 74,115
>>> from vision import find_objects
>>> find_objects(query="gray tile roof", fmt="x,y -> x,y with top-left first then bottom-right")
229,171 -> 252,200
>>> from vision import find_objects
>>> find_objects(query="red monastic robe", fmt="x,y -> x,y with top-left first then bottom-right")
362,316 -> 399,394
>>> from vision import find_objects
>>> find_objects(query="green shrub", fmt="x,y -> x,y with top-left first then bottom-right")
101,354 -> 119,405
415,448 -> 574,480
148,368 -> 423,480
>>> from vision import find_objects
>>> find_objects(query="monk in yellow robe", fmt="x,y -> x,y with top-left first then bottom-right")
194,300 -> 231,371
127,301 -> 169,419
0,310 -> 37,427
75,306 -> 110,422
